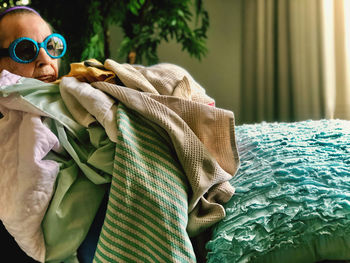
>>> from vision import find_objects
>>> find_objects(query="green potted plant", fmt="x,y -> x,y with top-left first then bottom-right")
1,0 -> 209,72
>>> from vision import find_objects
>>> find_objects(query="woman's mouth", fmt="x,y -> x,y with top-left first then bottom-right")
36,75 -> 56,83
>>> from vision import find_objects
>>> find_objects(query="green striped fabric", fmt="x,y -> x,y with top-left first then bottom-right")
93,103 -> 196,263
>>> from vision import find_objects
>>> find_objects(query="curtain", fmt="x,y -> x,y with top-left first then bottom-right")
240,0 -> 350,124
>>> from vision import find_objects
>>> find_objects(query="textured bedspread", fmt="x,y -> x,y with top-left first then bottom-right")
207,119 -> 350,263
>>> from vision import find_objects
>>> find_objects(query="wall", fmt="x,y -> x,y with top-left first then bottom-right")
109,0 -> 242,120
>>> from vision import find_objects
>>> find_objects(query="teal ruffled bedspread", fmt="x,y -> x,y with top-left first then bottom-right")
206,119 -> 350,263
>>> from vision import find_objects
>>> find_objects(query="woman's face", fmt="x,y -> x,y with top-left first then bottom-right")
0,13 -> 59,82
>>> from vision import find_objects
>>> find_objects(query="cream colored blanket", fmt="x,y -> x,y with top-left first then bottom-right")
60,59 -> 240,235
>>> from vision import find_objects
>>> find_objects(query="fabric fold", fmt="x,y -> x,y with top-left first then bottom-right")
59,77 -> 118,143
0,71 -> 113,262
58,58 -> 239,236
0,107 -> 60,262
93,104 -> 196,262
91,81 -> 239,236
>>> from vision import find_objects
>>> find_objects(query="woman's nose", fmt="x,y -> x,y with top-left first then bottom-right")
35,47 -> 51,67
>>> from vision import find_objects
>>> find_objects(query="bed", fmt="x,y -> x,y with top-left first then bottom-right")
206,119 -> 350,263
0,60 -> 350,263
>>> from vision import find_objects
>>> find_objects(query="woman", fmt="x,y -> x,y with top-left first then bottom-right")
0,6 -> 66,83
0,6 -> 67,263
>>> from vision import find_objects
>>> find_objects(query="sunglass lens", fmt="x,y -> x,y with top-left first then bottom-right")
46,36 -> 65,58
15,40 -> 37,61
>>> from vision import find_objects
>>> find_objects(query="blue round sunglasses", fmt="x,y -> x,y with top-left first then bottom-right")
0,33 -> 67,63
